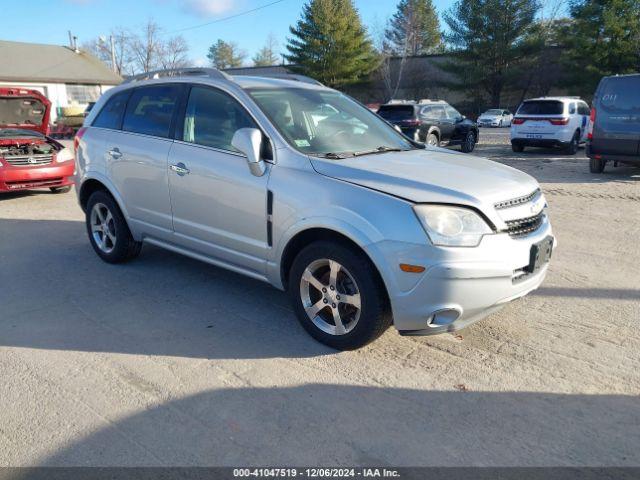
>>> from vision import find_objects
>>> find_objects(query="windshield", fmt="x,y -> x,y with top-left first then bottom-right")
518,101 -> 564,115
0,128 -> 43,138
484,109 -> 503,115
248,88 -> 415,157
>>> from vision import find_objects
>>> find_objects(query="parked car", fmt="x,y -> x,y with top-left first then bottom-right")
75,69 -> 554,350
477,109 -> 513,127
0,88 -> 74,193
510,96 -> 590,154
376,100 -> 479,153
587,74 -> 640,173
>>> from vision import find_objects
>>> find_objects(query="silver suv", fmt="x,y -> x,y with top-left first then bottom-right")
75,68 -> 554,350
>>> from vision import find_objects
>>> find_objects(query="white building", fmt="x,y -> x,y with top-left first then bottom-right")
0,40 -> 121,123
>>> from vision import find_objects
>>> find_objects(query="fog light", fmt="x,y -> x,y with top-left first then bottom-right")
427,309 -> 461,327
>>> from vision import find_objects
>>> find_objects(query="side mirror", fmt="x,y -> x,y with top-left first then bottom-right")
231,128 -> 266,177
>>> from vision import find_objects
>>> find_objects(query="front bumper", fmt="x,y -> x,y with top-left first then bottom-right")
0,161 -> 75,192
369,218 -> 554,334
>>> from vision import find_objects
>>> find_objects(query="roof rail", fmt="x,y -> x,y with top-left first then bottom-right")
242,73 -> 324,86
123,67 -> 231,84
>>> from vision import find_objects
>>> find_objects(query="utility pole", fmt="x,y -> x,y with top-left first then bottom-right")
110,35 -> 117,73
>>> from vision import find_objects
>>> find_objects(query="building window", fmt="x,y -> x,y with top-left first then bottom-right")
66,84 -> 101,104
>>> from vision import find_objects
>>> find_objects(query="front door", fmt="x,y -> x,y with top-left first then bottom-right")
167,85 -> 271,275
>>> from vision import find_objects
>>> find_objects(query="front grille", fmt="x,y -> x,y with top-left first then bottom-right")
494,189 -> 541,210
505,212 -> 544,237
3,154 -> 53,166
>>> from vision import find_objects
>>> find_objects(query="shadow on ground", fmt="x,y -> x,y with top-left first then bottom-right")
33,384 -> 640,466
0,218 -> 332,360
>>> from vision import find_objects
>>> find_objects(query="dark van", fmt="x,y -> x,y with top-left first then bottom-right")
587,74 -> 640,173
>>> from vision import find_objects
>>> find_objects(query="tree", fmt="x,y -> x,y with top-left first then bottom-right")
562,0 -> 640,96
385,0 -> 442,56
442,0 -> 540,107
83,28 -> 134,75
207,39 -> 246,69
158,35 -> 190,70
253,34 -> 280,66
129,20 -> 163,73
285,0 -> 378,87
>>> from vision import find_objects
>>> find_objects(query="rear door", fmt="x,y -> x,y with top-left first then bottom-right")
106,84 -> 184,238
592,76 -> 640,157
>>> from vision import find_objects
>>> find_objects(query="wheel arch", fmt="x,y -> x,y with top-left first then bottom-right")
78,175 -> 131,224
278,227 -> 390,310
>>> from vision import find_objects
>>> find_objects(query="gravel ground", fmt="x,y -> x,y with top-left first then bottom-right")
0,134 -> 638,467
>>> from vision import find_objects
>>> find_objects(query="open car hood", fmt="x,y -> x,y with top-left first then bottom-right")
0,88 -> 51,135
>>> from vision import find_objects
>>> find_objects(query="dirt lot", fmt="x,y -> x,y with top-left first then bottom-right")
0,133 -> 639,466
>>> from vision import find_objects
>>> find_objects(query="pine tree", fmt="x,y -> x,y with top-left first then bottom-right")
285,0 -> 377,87
442,0 -> 540,107
385,0 -> 442,55
207,39 -> 246,69
563,0 -> 640,96
253,34 -> 280,67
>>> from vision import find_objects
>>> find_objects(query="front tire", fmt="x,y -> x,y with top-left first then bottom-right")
50,186 -> 71,194
512,143 -> 525,153
589,157 -> 606,173
460,131 -> 476,153
85,190 -> 141,264
288,241 -> 391,350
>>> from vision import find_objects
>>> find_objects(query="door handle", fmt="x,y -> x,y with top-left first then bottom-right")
169,162 -> 190,176
108,148 -> 122,159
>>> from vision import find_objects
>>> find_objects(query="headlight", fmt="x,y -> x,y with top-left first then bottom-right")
413,205 -> 493,247
56,147 -> 74,163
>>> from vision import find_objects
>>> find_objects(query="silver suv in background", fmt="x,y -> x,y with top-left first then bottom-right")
75,68 -> 554,350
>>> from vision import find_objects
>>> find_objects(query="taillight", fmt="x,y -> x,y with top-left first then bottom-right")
549,117 -> 570,125
588,107 -> 596,140
402,119 -> 421,126
512,117 -> 525,125
74,127 -> 87,154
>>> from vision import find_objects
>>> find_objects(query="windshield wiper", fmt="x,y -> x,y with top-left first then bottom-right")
352,146 -> 406,157
317,152 -> 348,159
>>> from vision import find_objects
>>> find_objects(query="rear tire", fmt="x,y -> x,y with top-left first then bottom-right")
589,157 -> 606,173
288,241 -> 391,350
85,190 -> 141,264
50,186 -> 71,194
565,131 -> 579,155
512,143 -> 525,153
426,132 -> 439,147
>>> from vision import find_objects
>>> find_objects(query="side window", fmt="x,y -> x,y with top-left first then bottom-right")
122,85 -> 181,138
578,102 -> 590,115
93,91 -> 130,130
419,106 -> 434,119
569,102 -> 576,115
444,105 -> 460,120
182,86 -> 257,152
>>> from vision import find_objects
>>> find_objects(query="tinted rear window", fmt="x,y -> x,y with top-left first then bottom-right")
122,85 -> 181,138
377,105 -> 415,119
93,91 -> 130,130
518,101 -> 564,115
599,76 -> 640,114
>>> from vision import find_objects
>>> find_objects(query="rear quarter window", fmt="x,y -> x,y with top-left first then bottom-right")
518,101 -> 565,115
93,91 -> 130,130
598,77 -> 640,114
122,85 -> 182,138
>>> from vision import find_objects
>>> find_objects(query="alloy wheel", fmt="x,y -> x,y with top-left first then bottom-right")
299,259 -> 361,336
90,202 -> 117,254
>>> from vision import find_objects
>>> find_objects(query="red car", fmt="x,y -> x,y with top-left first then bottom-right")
0,88 -> 75,193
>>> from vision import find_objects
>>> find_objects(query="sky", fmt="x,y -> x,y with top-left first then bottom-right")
0,0 -> 455,66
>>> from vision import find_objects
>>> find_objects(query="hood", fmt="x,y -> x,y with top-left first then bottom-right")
310,148 -> 539,222
0,88 -> 51,135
